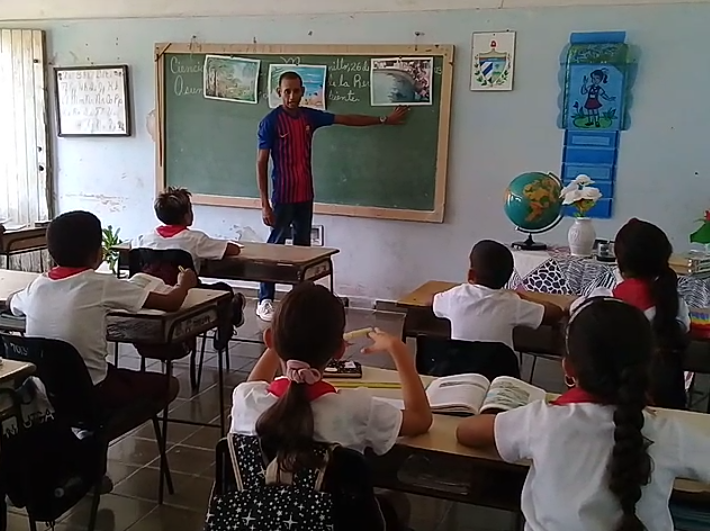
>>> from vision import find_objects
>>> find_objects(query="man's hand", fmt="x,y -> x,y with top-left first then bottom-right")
386,106 -> 409,125
262,204 -> 275,227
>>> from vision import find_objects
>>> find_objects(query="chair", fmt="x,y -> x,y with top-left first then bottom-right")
127,247 -> 219,390
0,334 -> 175,530
415,336 -> 521,380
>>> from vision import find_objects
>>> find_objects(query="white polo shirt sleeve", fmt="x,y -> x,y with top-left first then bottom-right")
101,275 -> 152,312
675,422 -> 710,483
8,286 -> 30,316
192,231 -> 229,260
433,288 -> 454,319
513,298 -> 545,329
365,397 -> 403,455
494,401 -> 540,462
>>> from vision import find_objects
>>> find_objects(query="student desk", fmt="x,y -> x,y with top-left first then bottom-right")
0,270 -> 40,306
114,242 -> 340,290
0,226 -> 47,269
397,280 -> 710,375
337,367 -> 710,511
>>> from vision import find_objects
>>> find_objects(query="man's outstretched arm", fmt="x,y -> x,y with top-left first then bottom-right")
334,106 -> 408,127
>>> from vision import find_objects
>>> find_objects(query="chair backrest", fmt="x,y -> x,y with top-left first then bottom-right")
128,248 -> 195,286
0,334 -> 101,426
415,336 -> 521,380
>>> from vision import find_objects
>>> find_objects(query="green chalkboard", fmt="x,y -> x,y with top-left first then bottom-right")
157,44 -> 453,222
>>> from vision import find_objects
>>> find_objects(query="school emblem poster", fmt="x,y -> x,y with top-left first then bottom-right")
471,32 -> 516,91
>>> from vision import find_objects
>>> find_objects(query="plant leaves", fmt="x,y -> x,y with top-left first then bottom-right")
690,223 -> 710,244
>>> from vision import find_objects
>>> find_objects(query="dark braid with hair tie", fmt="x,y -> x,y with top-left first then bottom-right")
609,365 -> 652,531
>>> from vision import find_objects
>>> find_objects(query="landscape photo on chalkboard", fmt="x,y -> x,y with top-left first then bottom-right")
54,65 -> 131,136
370,56 -> 433,106
267,64 -> 327,110
203,55 -> 260,104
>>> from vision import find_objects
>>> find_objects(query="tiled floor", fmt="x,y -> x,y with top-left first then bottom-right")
7,299 -> 708,531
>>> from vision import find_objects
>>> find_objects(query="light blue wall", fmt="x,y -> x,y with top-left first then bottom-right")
12,4 -> 710,300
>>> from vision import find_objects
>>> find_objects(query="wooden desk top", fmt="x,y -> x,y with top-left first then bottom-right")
342,367 -> 710,495
397,280 -> 576,310
108,288 -> 230,317
0,225 -> 48,253
0,359 -> 35,384
0,270 -> 39,304
115,241 -> 339,266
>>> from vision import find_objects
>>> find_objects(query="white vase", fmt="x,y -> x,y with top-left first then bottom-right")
568,217 -> 596,257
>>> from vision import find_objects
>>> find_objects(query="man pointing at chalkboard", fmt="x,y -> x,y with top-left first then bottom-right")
255,71 -> 408,322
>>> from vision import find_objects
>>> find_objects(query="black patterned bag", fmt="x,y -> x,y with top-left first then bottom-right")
205,434 -> 334,531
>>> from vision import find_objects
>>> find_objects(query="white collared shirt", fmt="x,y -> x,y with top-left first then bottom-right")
10,270 -> 150,384
495,401 -> 710,531
131,228 -> 229,272
433,283 -> 545,348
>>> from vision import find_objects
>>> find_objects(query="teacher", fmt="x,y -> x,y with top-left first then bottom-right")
255,71 -> 408,322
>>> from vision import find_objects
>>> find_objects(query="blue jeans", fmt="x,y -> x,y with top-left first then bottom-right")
258,201 -> 313,302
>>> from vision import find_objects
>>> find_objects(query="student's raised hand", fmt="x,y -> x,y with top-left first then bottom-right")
385,106 -> 409,125
177,268 -> 198,289
361,328 -> 403,355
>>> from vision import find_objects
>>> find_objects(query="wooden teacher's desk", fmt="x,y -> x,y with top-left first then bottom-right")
398,280 -> 710,374
115,242 -> 339,290
335,367 -> 710,510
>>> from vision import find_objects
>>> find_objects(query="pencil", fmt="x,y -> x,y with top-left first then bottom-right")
343,327 -> 373,341
330,381 -> 402,389
178,266 -> 186,272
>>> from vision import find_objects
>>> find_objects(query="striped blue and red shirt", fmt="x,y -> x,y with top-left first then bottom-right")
257,106 -> 335,204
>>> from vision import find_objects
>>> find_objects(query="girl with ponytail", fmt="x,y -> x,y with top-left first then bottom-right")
570,218 -> 690,409
457,298 -> 710,531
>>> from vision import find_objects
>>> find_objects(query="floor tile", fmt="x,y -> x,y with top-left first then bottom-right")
126,505 -> 207,531
146,445 -> 215,477
108,437 -> 166,467
113,468 -> 213,512
61,494 -> 156,531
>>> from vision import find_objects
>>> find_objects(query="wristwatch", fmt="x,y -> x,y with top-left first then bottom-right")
379,116 -> 388,124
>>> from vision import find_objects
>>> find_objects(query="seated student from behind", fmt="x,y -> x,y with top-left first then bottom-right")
457,298 -> 710,531
570,219 -> 690,410
9,211 -> 197,412
433,240 -> 563,349
230,283 -> 432,530
131,186 -> 245,333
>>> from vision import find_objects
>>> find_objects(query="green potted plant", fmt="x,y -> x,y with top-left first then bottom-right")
690,211 -> 710,248
102,225 -> 122,274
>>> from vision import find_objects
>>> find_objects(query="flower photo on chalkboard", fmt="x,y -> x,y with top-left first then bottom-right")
203,55 -> 260,105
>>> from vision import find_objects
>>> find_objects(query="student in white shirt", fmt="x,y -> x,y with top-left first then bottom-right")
433,240 -> 564,349
230,283 -> 432,529
131,187 -> 245,346
9,211 -> 197,411
456,297 -> 710,531
570,219 -> 690,410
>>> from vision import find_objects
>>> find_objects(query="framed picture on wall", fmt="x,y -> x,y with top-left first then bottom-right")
54,65 -> 131,136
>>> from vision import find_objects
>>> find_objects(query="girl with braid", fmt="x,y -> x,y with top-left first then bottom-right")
570,218 -> 690,409
457,298 -> 710,531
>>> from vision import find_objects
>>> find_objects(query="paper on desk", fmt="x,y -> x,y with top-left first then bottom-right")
375,397 -> 404,410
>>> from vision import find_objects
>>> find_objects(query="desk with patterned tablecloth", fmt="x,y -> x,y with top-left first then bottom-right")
508,247 -> 710,308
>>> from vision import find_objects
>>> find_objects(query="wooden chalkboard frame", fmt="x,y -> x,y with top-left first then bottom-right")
155,43 -> 454,223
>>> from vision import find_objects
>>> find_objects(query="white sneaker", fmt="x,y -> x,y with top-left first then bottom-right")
256,299 -> 275,322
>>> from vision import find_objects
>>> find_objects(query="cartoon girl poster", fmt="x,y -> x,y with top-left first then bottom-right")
567,65 -> 624,131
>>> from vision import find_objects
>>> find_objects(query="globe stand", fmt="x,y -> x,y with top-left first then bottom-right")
512,234 -> 548,251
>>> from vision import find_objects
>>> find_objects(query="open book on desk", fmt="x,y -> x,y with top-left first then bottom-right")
380,374 -> 545,416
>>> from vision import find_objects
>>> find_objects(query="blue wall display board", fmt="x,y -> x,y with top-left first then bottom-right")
558,32 -> 635,219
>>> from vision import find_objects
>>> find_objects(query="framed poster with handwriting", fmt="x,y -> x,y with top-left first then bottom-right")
54,65 -> 131,136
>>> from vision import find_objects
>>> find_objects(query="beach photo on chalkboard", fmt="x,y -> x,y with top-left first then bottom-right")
203,55 -> 260,104
267,64 -> 327,110
370,57 -> 433,106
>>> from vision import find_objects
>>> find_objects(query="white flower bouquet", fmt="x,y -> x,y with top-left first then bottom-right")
560,174 -> 602,217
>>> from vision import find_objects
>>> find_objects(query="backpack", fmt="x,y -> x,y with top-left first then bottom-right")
0,377 -> 105,523
205,434 -> 334,531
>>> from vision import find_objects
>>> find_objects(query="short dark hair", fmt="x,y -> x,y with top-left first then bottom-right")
154,187 -> 192,225
278,71 -> 303,87
47,210 -> 102,267
468,240 -> 514,289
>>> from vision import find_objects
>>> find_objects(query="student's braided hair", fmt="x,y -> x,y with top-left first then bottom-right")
566,298 -> 653,531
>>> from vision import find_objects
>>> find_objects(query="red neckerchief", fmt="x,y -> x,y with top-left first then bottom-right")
267,377 -> 337,401
551,387 -> 606,405
47,266 -> 91,280
613,278 -> 654,312
156,225 -> 188,238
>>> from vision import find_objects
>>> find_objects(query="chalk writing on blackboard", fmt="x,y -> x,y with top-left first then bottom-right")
54,65 -> 131,136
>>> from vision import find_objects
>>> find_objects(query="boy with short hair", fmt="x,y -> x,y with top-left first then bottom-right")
9,210 -> 196,412
433,240 -> 564,349
132,187 -> 245,334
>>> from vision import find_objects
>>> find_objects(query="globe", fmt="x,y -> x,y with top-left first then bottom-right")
504,171 -> 563,250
